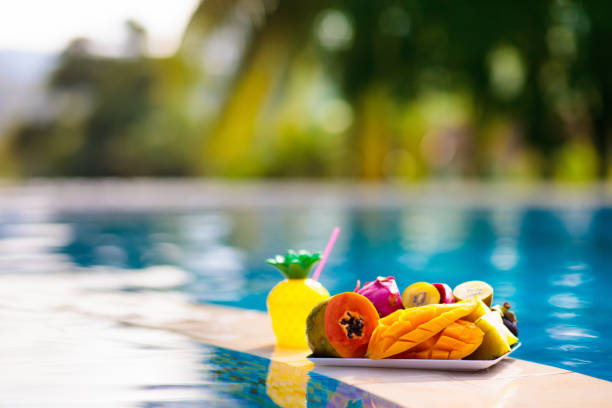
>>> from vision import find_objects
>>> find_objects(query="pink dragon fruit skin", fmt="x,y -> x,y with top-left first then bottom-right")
354,276 -> 404,317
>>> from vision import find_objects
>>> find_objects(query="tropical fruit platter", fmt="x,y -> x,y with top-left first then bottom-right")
266,233 -> 520,371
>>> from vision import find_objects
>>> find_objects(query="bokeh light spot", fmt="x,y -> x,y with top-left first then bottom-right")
315,10 -> 354,51
487,45 -> 525,100
379,6 -> 410,37
317,98 -> 354,134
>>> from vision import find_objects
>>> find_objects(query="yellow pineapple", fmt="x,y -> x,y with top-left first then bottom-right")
267,250 -> 330,348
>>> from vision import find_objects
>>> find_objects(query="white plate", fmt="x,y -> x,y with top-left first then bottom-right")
308,342 -> 521,371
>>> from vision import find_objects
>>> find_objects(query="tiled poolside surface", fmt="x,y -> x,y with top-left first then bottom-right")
2,269 -> 610,407
1,180 -> 612,212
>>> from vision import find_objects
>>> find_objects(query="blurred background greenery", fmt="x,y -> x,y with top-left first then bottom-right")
0,0 -> 610,180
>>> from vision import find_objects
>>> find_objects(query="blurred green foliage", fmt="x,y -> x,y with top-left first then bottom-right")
3,0 -> 611,179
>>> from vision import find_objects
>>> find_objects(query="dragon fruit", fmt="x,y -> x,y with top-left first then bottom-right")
354,276 -> 404,317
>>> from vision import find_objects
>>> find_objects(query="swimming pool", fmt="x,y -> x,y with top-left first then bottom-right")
1,188 -> 611,382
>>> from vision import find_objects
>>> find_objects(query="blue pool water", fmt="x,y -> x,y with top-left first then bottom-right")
2,205 -> 611,382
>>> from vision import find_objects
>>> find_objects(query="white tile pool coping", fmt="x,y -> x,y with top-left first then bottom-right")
1,270 -> 609,407
1,179 -> 612,212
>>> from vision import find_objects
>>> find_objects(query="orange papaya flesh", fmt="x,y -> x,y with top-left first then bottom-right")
306,292 -> 379,358
366,300 -> 478,360
390,319 -> 484,360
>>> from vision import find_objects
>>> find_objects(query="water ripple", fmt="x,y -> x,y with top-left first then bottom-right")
546,324 -> 598,340
548,293 -> 590,309
550,272 -> 591,287
550,312 -> 578,319
561,358 -> 592,367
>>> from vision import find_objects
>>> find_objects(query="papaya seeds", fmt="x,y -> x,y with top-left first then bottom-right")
306,292 -> 379,358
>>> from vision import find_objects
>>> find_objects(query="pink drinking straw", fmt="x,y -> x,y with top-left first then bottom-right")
312,226 -> 341,282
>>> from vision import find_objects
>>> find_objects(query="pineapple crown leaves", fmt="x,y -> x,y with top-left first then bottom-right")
266,249 -> 321,279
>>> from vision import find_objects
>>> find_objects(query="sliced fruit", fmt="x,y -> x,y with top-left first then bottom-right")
432,283 -> 455,304
453,280 -> 494,307
492,303 -> 520,339
467,311 -> 513,360
366,300 -> 478,360
494,301 -> 518,322
502,302 -> 518,322
500,322 -> 519,346
306,299 -> 339,357
463,296 -> 491,323
306,292 -> 379,358
402,282 -> 440,308
390,335 -> 437,359
503,317 -> 519,336
491,304 -> 504,318
481,309 -> 518,346
392,319 -> 484,360
355,276 -> 404,317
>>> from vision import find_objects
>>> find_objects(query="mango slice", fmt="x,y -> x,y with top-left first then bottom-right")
463,296 -> 490,323
392,319 -> 484,360
366,300 -> 478,360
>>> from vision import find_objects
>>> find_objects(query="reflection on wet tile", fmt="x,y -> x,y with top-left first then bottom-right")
146,345 -> 405,408
0,312 -> 206,407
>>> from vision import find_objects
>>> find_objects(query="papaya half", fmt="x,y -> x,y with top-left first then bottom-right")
306,292 -> 379,358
